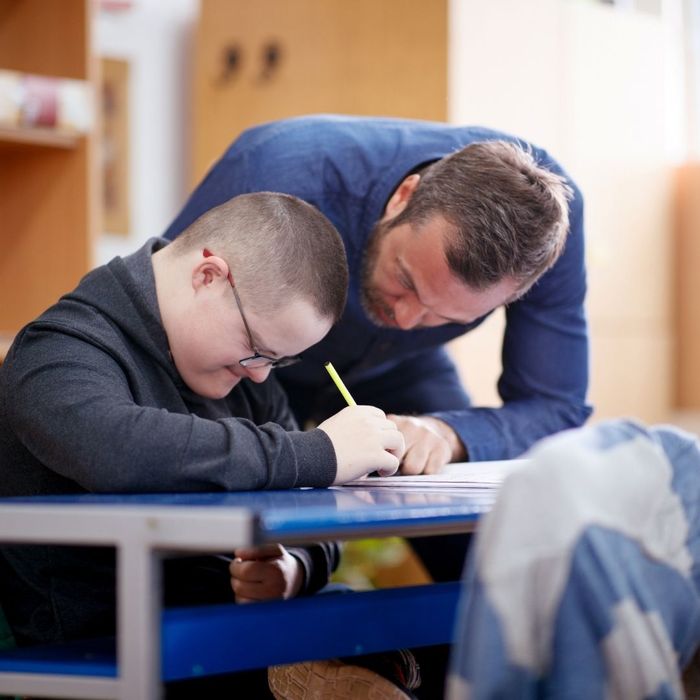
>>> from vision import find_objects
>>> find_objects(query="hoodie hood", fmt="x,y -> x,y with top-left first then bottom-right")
37,238 -> 178,384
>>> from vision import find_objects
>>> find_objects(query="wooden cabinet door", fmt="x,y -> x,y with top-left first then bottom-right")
193,0 -> 447,184
674,163 -> 700,409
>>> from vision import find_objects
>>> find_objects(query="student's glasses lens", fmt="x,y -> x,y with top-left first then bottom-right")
239,352 -> 302,369
240,356 -> 273,369
239,355 -> 302,369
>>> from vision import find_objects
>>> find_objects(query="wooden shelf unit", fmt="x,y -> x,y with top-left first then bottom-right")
0,125 -> 82,150
0,0 -> 96,338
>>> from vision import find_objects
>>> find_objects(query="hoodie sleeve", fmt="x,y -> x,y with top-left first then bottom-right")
287,542 -> 342,596
1,326 -> 337,493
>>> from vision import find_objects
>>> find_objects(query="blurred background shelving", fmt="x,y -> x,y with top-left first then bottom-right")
0,0 -> 96,338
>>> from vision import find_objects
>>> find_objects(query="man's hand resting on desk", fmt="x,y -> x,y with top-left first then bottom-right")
388,415 -> 466,475
318,405 -> 405,484
230,544 -> 304,604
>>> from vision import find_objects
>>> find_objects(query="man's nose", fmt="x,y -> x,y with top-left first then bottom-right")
245,365 -> 273,383
393,296 -> 427,330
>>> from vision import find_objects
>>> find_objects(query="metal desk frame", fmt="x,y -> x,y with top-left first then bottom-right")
0,488 -> 487,699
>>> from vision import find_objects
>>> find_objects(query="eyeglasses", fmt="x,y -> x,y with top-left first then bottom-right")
203,249 -> 302,369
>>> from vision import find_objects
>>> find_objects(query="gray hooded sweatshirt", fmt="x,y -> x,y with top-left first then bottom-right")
0,238 -> 339,645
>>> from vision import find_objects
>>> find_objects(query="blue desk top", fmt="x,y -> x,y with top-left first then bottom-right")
0,487 -> 491,542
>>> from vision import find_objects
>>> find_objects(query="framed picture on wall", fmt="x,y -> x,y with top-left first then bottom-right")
101,57 -> 130,236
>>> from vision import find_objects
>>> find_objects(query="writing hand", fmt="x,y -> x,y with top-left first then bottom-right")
318,405 -> 405,483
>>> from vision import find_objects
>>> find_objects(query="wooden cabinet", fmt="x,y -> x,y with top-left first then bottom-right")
674,163 -> 700,409
0,0 -> 96,344
193,0 -> 447,184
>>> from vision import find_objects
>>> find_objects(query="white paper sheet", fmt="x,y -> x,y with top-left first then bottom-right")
344,459 -> 530,489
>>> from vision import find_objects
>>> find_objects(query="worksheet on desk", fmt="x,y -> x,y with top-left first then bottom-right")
344,459 -> 530,490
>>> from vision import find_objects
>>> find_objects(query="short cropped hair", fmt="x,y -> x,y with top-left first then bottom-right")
391,141 -> 573,292
170,192 -> 348,320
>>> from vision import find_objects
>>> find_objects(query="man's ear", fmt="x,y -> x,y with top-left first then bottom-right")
382,173 -> 421,222
192,254 -> 228,292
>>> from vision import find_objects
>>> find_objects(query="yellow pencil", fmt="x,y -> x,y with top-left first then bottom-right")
324,361 -> 357,406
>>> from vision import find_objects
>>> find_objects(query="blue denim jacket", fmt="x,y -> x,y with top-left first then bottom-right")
164,115 -> 591,460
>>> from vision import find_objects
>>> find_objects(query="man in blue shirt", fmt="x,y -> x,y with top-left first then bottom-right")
165,115 -> 590,483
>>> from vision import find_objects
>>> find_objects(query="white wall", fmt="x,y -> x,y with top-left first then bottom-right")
446,0 -> 566,407
447,0 -> 684,422
94,0 -> 199,265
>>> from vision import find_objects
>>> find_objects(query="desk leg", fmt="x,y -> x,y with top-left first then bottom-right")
117,539 -> 162,700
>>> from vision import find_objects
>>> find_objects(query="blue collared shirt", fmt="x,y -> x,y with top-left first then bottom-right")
164,115 -> 591,460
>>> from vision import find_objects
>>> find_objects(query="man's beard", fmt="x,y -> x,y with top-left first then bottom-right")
360,220 -> 394,327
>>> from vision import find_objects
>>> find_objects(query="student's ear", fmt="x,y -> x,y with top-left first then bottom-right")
382,173 -> 421,222
192,254 -> 228,293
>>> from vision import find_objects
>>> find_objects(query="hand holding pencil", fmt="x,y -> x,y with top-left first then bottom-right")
318,362 -> 404,484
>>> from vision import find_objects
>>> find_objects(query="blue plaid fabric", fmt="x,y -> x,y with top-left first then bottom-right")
448,420 -> 700,699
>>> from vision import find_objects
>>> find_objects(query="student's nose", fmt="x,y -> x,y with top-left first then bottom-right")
393,296 -> 427,330
245,365 -> 273,383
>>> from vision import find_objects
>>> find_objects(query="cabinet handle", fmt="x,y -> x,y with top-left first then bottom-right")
259,41 -> 282,82
218,43 -> 242,84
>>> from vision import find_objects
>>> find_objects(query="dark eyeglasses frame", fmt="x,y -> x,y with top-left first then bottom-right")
203,249 -> 302,369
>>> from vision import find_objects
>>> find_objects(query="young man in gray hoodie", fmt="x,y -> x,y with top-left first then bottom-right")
0,192 -> 403,666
